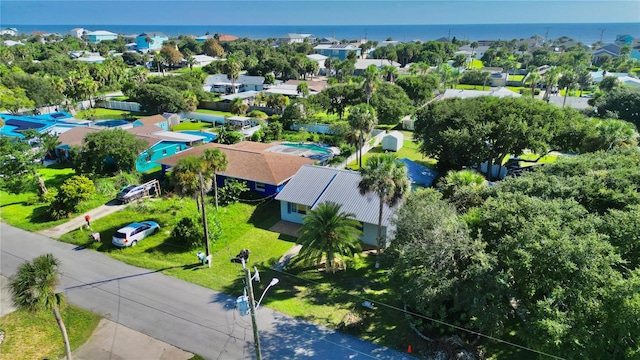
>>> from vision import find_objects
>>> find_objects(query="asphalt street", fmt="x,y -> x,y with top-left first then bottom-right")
0,224 -> 415,360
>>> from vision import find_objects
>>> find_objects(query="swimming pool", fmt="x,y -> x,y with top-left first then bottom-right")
93,120 -> 129,127
282,143 -> 332,155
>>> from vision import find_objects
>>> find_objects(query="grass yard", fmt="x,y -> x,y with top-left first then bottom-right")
194,109 -> 234,116
0,305 -> 100,360
469,59 -> 484,69
172,121 -> 215,131
0,165 -> 112,231
348,131 -> 436,170
455,84 -> 491,90
508,75 -> 525,82
74,108 -> 145,120
55,196 -> 424,354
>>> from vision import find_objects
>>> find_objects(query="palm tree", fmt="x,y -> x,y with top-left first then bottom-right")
224,58 -> 241,94
576,68 -> 592,97
202,148 -> 228,210
295,202 -> 363,273
185,55 -> 197,70
542,67 -> 560,101
172,155 -> 205,209
438,169 -> 486,198
9,254 -> 72,360
347,104 -> 378,168
296,82 -> 309,98
558,69 -> 578,107
363,65 -> 379,105
470,41 -> 479,60
380,65 -> 398,83
358,154 -> 409,268
526,66 -> 542,99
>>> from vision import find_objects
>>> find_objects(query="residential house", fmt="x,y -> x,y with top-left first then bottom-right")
126,124 -> 204,172
314,44 -> 361,60
157,142 -> 316,196
353,58 -> 401,75
2,40 -> 23,47
615,34 -> 635,46
631,39 -> 640,60
132,113 -> 180,131
136,32 -> 169,51
183,54 -> 218,68
55,126 -> 100,159
278,33 -> 306,45
275,165 -> 400,247
318,37 -> 339,44
70,52 -> 106,64
592,43 -> 622,63
284,79 -> 328,93
439,87 -> 522,100
85,30 -> 117,43
0,28 -> 18,36
306,54 -> 329,74
196,34 -> 238,42
590,71 -> 631,83
0,112 -> 83,138
398,158 -> 439,190
204,74 -> 265,94
70,28 -> 89,38
455,44 -> 490,62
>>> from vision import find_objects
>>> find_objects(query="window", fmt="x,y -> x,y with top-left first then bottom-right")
295,204 -> 307,215
255,182 -> 266,192
162,149 -> 167,156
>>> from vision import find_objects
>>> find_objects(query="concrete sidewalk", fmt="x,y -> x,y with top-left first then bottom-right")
73,319 -> 193,360
38,201 -> 126,239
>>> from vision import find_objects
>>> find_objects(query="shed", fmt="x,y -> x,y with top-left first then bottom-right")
382,131 -> 404,152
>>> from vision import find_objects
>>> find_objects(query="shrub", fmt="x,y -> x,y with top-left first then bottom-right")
48,175 -> 95,219
218,179 -> 249,206
113,172 -> 141,189
171,217 -> 203,249
247,110 -> 268,120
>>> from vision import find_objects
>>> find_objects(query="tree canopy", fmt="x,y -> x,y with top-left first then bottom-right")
74,128 -> 148,175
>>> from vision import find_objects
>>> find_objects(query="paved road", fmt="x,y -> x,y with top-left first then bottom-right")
38,201 -> 126,239
1,224 -> 415,360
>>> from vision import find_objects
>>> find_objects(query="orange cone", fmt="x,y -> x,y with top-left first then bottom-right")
407,345 -> 412,353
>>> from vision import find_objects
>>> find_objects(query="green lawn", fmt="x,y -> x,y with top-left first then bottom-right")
508,75 -> 525,82
0,166 -> 112,231
469,59 -> 484,69
455,84 -> 491,90
172,121 -> 215,131
194,109 -> 234,116
0,305 -> 100,360
74,108 -> 145,120
55,196 -> 424,354
348,131 -> 436,170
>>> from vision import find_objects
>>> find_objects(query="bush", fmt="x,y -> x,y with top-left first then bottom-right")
112,172 -> 141,189
247,110 -> 268,120
171,217 -> 203,249
48,175 -> 95,219
218,179 -> 249,206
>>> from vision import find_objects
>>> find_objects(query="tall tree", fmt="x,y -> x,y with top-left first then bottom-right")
362,64 -> 379,105
358,154 -> 409,267
76,128 -> 148,175
202,148 -> 228,210
526,66 -> 542,99
9,254 -> 72,360
347,103 -> 378,168
295,202 -> 363,273
296,82 -> 309,98
224,58 -> 241,94
172,155 -> 205,209
558,68 -> 578,107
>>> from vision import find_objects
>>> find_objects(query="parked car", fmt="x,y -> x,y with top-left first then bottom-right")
116,184 -> 152,203
112,221 -> 160,247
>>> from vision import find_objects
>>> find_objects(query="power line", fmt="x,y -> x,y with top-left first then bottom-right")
269,267 -> 566,360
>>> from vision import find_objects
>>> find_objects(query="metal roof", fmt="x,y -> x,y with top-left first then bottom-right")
275,165 -> 397,227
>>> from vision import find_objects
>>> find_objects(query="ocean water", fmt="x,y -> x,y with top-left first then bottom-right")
6,23 -> 640,44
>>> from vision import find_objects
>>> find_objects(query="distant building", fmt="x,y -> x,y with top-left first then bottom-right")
85,30 -> 117,43
136,32 -> 169,51
314,44 -> 361,60
278,33 -> 308,45
70,28 -> 89,38
615,34 -> 635,46
0,28 -> 18,36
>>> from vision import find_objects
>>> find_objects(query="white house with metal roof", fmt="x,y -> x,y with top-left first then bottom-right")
275,165 -> 398,247
204,74 -> 265,94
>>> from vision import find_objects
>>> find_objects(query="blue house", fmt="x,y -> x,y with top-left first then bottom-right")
615,34 -> 635,46
275,165 -> 399,247
157,142 -> 315,196
136,32 -> 169,51
85,30 -> 117,43
0,111 -> 83,138
313,44 -> 361,60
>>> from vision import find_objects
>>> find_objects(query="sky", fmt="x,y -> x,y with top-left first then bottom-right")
1,0 -> 638,26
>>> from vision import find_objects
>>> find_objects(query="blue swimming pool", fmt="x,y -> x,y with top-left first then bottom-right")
93,120 -> 129,127
283,143 -> 332,155
179,131 -> 217,143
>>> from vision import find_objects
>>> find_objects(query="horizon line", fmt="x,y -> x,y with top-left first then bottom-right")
3,21 -> 637,26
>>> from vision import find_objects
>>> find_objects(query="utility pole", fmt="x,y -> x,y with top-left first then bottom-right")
243,260 -> 262,360
544,27 -> 550,44
599,28 -> 606,43
199,172 -> 211,257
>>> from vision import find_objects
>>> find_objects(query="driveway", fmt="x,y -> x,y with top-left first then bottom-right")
1,224 -> 415,360
38,201 -> 126,239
